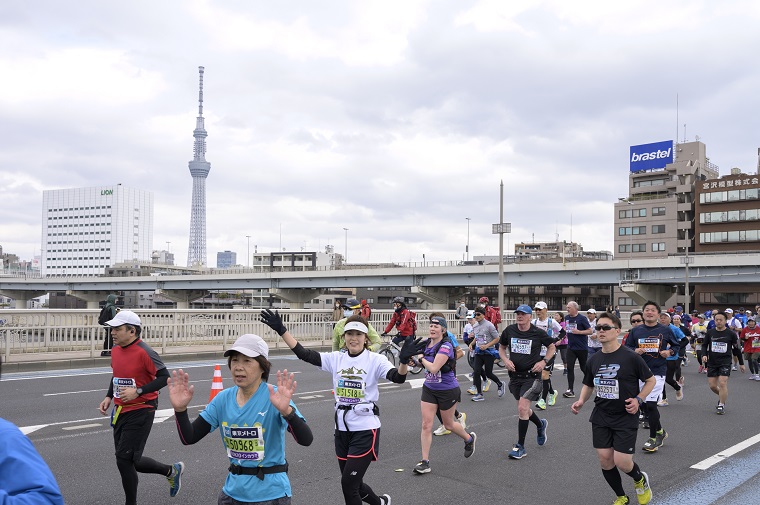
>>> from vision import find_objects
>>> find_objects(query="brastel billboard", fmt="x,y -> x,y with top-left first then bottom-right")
629,140 -> 673,172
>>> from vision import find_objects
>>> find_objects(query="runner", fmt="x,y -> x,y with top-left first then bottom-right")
429,312 -> 467,436
531,301 -> 564,410
658,313 -> 684,406
739,316 -> 760,380
563,301 -> 593,398
587,309 -> 602,356
571,312 -> 654,505
96,311 -> 184,505
691,314 -> 708,374
499,304 -> 556,459
261,310 -> 422,504
624,301 -> 680,453
468,307 -> 505,402
415,316 -> 477,474
702,311 -> 745,414
167,334 -> 313,505
553,312 -> 569,374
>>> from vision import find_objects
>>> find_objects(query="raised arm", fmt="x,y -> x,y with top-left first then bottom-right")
261,309 -> 322,367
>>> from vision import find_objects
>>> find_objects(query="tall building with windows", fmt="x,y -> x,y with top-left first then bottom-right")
41,185 -> 154,277
216,250 -> 237,268
614,141 -> 718,260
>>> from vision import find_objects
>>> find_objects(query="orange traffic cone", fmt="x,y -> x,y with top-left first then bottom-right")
209,364 -> 224,402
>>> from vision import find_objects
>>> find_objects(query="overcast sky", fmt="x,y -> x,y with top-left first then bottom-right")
2,1 -> 760,267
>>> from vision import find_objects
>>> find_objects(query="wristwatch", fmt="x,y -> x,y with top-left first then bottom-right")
136,387 -> 144,396
635,396 -> 644,405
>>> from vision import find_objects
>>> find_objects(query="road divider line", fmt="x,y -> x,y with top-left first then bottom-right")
62,423 -> 103,431
45,388 -> 104,396
691,432 -> 760,470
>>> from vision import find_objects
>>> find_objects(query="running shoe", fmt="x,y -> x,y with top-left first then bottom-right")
457,411 -> 467,430
642,420 -> 650,430
536,419 -> 548,446
654,430 -> 668,448
677,376 -> 684,386
471,394 -> 485,402
676,389 -> 683,401
698,365 -> 703,374
482,379 -> 491,392
641,438 -> 658,452
657,398 -> 668,407
634,471 -> 652,504
467,372 -> 474,381
716,404 -> 725,415
497,382 -> 505,397
535,398 -> 546,410
547,390 -> 558,406
467,386 -> 478,395
167,462 -> 184,498
683,358 -> 689,367
413,460 -> 431,474
563,390 -> 575,398
563,369 -> 568,375
732,364 -> 738,371
613,496 -> 631,505
433,424 -> 450,436
508,443 -> 526,459
381,494 -> 392,505
755,375 -> 760,381
464,432 -> 476,458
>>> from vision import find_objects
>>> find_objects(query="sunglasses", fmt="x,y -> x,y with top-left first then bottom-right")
596,324 -> 618,332
630,319 -> 643,324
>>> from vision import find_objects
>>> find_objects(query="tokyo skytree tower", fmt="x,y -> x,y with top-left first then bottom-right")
187,66 -> 210,267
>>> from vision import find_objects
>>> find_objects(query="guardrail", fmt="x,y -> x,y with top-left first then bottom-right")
0,309 -> 490,360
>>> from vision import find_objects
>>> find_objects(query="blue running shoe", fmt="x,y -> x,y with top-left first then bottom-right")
537,418 -> 548,446
167,462 -> 184,498
508,443 -> 526,459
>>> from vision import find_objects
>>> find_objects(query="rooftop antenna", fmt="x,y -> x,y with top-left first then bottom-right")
683,123 -> 687,143
676,94 -> 679,145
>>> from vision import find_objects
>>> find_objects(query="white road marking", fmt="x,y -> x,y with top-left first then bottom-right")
691,432 -> 760,470
20,425 -> 48,435
299,395 -> 325,399
45,389 -> 104,397
154,408 -> 175,423
62,423 -> 102,431
408,378 -> 426,389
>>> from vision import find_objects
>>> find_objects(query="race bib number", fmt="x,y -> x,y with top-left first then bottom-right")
223,425 -> 265,461
752,339 -> 760,349
425,370 -> 442,383
335,378 -> 366,404
112,377 -> 136,399
711,342 -> 728,353
593,378 -> 619,400
639,338 -> 660,354
510,338 -> 532,354
540,345 -> 547,357
566,323 -> 577,333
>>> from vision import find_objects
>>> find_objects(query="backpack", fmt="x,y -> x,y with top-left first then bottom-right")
98,305 -> 112,325
487,306 -> 502,325
408,310 -> 417,335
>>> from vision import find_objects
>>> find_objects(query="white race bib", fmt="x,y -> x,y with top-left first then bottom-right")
511,338 -> 531,354
594,378 -> 619,400
711,342 -> 728,353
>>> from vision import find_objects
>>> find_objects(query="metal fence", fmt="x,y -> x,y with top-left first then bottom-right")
0,309 -> 498,360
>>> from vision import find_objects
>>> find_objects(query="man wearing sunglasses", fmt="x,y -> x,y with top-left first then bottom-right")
624,301 -> 680,453
571,312 -> 654,505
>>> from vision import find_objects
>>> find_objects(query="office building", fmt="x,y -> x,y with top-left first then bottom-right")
217,250 -> 237,268
41,185 -> 154,277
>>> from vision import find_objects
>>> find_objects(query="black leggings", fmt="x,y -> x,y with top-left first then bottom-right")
565,349 -> 588,392
556,345 -> 568,366
339,454 -> 382,505
117,456 -> 171,505
473,353 -> 502,394
663,360 -> 682,399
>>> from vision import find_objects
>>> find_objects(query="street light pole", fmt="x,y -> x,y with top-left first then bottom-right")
343,228 -> 349,263
246,235 -> 251,268
492,181 -> 511,333
466,217 -> 471,261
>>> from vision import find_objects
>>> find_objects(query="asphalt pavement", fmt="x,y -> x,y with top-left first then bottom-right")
2,356 -> 760,504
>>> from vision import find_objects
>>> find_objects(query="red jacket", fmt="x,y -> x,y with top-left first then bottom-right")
361,304 -> 371,320
384,309 -> 416,337
485,305 -> 501,326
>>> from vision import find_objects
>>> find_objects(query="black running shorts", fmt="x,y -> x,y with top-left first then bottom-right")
592,423 -> 638,454
334,428 -> 380,461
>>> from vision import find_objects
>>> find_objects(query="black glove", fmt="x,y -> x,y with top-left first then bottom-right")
260,309 -> 287,336
398,337 -> 426,364
381,332 -> 388,337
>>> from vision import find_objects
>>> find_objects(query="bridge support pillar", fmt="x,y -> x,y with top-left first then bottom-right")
620,283 -> 677,308
411,286 -> 459,310
269,288 -> 322,309
66,290 -> 118,309
156,289 -> 209,309
0,290 -> 47,309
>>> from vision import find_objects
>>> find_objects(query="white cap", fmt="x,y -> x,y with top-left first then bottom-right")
344,321 -> 368,334
587,308 -> 596,314
105,310 -> 141,327
725,308 -> 734,313
224,334 -> 269,359
534,301 -> 548,310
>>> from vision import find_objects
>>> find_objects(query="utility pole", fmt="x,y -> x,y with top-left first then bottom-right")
492,181 -> 511,332
466,217 -> 471,261
246,235 -> 251,268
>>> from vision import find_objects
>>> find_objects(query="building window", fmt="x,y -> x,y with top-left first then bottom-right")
619,227 -> 647,236
633,179 -> 667,188
652,225 -> 666,234
652,242 -> 666,252
619,244 -> 647,253
652,207 -> 666,216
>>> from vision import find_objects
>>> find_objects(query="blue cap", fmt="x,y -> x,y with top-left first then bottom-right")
515,304 -> 533,315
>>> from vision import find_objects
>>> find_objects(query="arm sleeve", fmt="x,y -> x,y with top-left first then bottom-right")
385,368 -> 407,384
107,377 -> 114,398
141,367 -> 170,394
174,409 -> 213,445
292,343 -> 322,367
285,411 -> 313,446
384,313 -> 397,334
